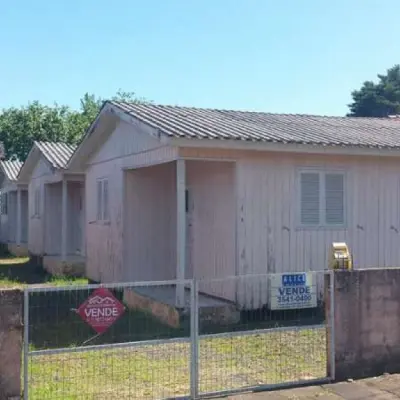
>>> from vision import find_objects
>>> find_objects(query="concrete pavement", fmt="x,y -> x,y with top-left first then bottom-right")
222,374 -> 400,399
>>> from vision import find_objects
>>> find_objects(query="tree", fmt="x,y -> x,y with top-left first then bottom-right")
348,65 -> 400,117
0,90 -> 148,160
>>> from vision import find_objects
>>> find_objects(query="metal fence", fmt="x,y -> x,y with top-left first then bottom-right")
23,271 -> 334,399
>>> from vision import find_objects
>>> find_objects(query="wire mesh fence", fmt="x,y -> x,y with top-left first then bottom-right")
24,271 -> 334,399
24,280 -> 193,400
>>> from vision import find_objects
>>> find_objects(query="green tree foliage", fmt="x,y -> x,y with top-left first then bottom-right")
0,90 -> 147,160
348,65 -> 400,117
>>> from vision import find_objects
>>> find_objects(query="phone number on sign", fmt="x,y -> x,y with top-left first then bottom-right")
277,294 -> 312,303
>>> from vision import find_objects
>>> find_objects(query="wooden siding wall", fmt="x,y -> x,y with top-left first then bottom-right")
7,191 -> 17,243
28,158 -> 51,255
186,161 -> 236,301
180,147 -> 400,308
21,190 -> 28,243
125,163 -> 177,282
44,183 -> 62,255
67,182 -> 84,254
85,120 -> 177,283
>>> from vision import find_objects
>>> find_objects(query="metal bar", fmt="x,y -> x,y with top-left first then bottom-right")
200,324 -> 326,340
23,289 -> 29,400
176,158 -> 186,307
190,279 -> 199,399
329,270 -> 335,380
29,336 -> 190,357
26,278 -> 193,293
199,377 -> 332,399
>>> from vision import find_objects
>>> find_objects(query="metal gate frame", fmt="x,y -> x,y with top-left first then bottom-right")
23,272 -> 334,399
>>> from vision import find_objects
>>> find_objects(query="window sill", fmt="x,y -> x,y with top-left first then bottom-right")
296,225 -> 347,231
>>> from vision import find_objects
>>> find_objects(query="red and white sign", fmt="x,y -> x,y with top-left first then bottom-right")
77,288 -> 125,334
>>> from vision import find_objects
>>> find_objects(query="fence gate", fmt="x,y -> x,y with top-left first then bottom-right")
23,272 -> 334,399
195,270 -> 335,397
23,280 -> 195,400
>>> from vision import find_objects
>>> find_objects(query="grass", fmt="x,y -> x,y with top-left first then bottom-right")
0,251 -> 88,288
27,329 -> 327,399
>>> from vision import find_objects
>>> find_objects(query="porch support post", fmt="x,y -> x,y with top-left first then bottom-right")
61,179 -> 68,262
16,188 -> 21,246
176,159 -> 186,307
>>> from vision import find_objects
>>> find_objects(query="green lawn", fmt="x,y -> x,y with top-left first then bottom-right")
27,328 -> 327,399
0,253 -> 88,288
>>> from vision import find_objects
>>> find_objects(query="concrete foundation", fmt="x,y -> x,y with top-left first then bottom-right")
7,243 -> 29,258
123,286 -> 240,328
43,255 -> 85,277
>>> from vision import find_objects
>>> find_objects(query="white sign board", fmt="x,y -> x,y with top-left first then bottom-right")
269,273 -> 317,310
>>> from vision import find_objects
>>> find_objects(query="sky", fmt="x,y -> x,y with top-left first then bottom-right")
1,0 -> 400,116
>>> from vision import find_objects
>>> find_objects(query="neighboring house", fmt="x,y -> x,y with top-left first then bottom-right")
68,101 -> 400,309
0,160 -> 29,256
18,141 -> 85,275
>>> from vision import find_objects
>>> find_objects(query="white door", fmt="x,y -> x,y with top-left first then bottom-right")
75,186 -> 84,254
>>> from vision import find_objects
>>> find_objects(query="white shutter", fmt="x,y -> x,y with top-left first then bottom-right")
103,179 -> 109,220
325,173 -> 344,225
96,180 -> 103,221
300,172 -> 320,225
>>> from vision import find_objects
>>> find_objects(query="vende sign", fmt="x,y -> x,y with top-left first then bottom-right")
77,288 -> 125,334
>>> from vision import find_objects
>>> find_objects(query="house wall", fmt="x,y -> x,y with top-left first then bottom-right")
180,147 -> 400,307
21,190 -> 28,243
186,161 -> 236,301
44,182 -> 62,255
125,163 -> 177,282
85,120 -> 178,283
7,191 -> 17,243
28,158 -> 52,255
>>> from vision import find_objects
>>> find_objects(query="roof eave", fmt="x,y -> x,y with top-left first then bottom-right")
170,137 -> 400,157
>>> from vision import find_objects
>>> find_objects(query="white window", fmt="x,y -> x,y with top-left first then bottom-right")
299,170 -> 345,227
33,187 -> 41,218
96,178 -> 109,222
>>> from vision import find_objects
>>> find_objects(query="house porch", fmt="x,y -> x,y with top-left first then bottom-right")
123,159 -> 237,315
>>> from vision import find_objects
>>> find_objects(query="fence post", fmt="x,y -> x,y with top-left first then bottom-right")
190,279 -> 199,399
23,289 -> 29,400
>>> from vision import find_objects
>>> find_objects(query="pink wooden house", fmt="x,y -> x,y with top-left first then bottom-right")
68,101 -> 400,309
0,160 -> 29,256
18,142 -> 85,275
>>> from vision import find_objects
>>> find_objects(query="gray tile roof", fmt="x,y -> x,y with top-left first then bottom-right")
110,101 -> 400,149
35,141 -> 77,169
0,160 -> 23,181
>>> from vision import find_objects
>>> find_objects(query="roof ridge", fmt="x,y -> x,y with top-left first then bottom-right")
109,100 -> 392,121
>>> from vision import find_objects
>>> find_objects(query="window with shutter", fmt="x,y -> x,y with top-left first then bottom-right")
299,170 -> 345,228
300,172 -> 320,225
325,173 -> 344,225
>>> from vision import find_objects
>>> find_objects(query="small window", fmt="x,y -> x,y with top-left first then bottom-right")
96,178 -> 109,222
299,170 -> 345,227
1,192 -> 7,215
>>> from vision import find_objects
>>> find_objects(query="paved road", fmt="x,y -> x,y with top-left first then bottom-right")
222,374 -> 400,399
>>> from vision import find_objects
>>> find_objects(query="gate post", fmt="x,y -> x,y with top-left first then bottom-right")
325,270 -> 335,381
190,279 -> 199,399
23,289 -> 29,400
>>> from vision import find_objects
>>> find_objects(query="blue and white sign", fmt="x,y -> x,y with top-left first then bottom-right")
269,273 -> 317,310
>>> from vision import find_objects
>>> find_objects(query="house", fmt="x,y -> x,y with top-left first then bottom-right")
18,141 -> 85,275
68,101 -> 400,310
0,160 -> 29,256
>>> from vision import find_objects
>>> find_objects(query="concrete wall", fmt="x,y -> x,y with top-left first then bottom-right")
0,289 -> 22,399
329,268 -> 400,380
